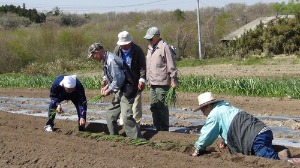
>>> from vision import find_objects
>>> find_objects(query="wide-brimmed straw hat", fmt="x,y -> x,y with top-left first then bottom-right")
193,92 -> 221,112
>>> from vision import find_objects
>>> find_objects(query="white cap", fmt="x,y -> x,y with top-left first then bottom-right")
60,75 -> 76,88
117,31 -> 133,45
144,27 -> 160,39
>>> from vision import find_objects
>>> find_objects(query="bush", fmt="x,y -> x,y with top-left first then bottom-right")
22,58 -> 98,76
61,14 -> 87,27
0,13 -> 31,29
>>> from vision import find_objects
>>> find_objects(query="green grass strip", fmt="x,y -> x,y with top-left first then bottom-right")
0,74 -> 102,89
1,74 -> 300,99
178,75 -> 300,99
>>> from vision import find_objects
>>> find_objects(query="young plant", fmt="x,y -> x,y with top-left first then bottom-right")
80,132 -> 191,149
49,109 -> 58,118
66,125 -> 79,135
89,94 -> 104,102
165,87 -> 177,108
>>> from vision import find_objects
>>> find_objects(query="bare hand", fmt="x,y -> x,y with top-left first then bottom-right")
171,81 -> 177,88
56,104 -> 63,114
79,118 -> 86,126
103,90 -> 110,96
138,82 -> 145,91
191,152 -> 198,157
101,84 -> 109,95
101,79 -> 108,87
219,141 -> 227,149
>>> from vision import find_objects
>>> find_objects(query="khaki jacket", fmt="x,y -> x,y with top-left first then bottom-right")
146,39 -> 178,86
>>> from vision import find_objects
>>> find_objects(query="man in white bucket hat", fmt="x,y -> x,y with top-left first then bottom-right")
44,74 -> 87,132
112,31 -> 146,126
191,92 -> 300,164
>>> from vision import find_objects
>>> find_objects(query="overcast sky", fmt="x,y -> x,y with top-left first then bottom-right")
0,0 -> 289,14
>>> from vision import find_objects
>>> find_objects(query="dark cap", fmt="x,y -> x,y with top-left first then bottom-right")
88,43 -> 103,58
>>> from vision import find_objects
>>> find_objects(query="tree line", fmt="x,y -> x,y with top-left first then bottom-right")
0,4 -> 46,23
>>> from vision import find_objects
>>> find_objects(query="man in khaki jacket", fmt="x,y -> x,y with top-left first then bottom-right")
144,26 -> 178,131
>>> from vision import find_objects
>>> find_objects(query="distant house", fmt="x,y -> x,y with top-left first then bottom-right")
221,15 -> 295,42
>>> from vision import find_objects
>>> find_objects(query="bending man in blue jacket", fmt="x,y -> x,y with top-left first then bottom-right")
44,75 -> 87,132
192,92 -> 300,164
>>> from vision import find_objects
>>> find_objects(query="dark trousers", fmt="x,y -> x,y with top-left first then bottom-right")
252,130 -> 280,160
150,85 -> 170,131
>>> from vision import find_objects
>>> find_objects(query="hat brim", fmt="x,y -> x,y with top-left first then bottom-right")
144,34 -> 154,40
193,99 -> 221,112
117,41 -> 131,45
64,85 -> 76,89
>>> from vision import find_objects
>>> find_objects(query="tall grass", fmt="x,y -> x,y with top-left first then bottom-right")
1,74 -> 300,99
22,58 -> 97,76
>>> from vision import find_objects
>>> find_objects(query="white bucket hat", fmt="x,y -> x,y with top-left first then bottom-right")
117,31 -> 133,45
193,92 -> 221,112
60,75 -> 77,88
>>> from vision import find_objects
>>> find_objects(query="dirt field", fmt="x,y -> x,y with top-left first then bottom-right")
1,63 -> 300,168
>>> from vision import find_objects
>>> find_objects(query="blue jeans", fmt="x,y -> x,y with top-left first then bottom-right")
252,130 -> 280,160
